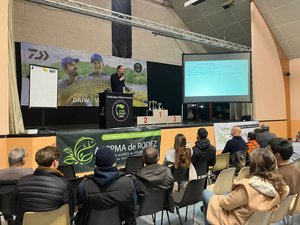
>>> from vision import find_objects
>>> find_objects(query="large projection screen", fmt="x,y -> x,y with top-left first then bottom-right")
29,65 -> 58,108
183,52 -> 251,103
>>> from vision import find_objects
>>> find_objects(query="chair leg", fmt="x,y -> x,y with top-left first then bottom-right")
185,205 -> 188,221
193,204 -> 195,222
166,210 -> 171,225
160,210 -> 164,225
176,207 -> 183,225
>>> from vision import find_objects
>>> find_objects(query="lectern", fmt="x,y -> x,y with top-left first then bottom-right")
99,92 -> 133,129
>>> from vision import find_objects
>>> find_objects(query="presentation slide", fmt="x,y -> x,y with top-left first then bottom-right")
183,52 -> 251,103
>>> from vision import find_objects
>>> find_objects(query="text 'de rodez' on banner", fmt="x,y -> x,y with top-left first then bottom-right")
56,127 -> 161,173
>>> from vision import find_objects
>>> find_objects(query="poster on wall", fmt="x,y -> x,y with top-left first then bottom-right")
214,121 -> 259,150
20,42 -> 148,107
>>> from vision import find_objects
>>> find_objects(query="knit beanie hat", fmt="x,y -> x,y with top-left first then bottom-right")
95,147 -> 116,167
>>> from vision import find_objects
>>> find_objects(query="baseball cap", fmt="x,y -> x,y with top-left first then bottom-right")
90,53 -> 103,62
95,146 -> 116,168
61,57 -> 79,68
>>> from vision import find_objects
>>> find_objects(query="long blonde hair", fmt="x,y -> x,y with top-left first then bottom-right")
249,148 -> 286,196
174,134 -> 191,168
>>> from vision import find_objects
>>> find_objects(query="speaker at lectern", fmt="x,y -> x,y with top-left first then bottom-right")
99,92 -> 133,129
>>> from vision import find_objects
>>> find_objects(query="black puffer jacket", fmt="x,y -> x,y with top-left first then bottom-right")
15,166 -> 74,225
192,139 -> 216,167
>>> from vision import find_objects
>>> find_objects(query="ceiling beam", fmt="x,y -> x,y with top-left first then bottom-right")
26,0 -> 251,52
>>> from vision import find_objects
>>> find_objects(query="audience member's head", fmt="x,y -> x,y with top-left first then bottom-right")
35,146 -> 61,168
173,134 -> 191,168
260,123 -> 270,131
8,147 -> 27,167
174,134 -> 187,150
249,148 -> 286,195
142,147 -> 159,165
197,128 -> 208,140
268,138 -> 293,161
247,132 -> 256,141
231,126 -> 241,137
95,146 -> 116,168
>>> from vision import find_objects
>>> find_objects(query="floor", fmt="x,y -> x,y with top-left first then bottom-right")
1,203 -> 300,225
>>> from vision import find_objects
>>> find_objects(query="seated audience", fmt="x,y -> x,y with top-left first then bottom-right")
164,134 -> 192,191
290,131 -> 300,163
132,147 -> 174,213
192,128 -> 216,168
255,123 -> 277,148
268,138 -> 300,195
164,133 -> 192,167
222,126 -> 247,168
14,146 -> 74,225
246,132 -> 260,155
0,147 -> 33,180
76,147 -> 136,225
203,148 -> 289,225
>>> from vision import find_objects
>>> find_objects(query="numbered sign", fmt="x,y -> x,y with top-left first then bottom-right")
168,115 -> 182,124
137,116 -> 154,126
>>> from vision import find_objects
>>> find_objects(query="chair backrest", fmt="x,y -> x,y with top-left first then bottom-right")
288,193 -> 300,216
173,177 -> 207,208
271,194 -> 297,223
125,155 -> 144,174
68,176 -> 85,202
193,160 -> 208,177
211,152 -> 230,172
236,166 -> 250,181
171,166 -> 189,183
57,165 -> 76,179
0,180 -> 18,216
138,189 -> 167,216
295,159 -> 300,170
22,204 -> 70,225
213,167 -> 235,195
86,207 -> 122,225
244,210 -> 272,225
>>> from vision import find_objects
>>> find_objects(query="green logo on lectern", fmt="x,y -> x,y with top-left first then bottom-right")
112,100 -> 129,122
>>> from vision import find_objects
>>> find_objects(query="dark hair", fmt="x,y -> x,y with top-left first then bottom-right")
268,138 -> 293,160
247,132 -> 256,140
249,148 -> 286,196
142,147 -> 159,165
174,134 -> 191,168
35,146 -> 61,167
198,128 -> 208,140
117,65 -> 123,70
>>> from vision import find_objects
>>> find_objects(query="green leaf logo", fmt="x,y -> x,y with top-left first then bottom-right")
63,136 -> 96,165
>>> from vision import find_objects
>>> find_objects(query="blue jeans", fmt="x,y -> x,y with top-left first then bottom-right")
202,189 -> 214,225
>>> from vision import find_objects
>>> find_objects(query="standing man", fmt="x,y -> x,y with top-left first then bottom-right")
58,56 -> 81,88
255,123 -> 277,148
0,147 -> 33,181
110,65 -> 129,93
14,146 -> 74,225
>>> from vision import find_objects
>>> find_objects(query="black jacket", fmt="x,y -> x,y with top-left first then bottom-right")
192,139 -> 216,167
15,166 -> 74,225
76,167 -> 136,225
110,72 -> 125,93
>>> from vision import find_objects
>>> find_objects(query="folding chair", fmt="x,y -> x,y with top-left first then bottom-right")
171,167 -> 189,192
138,189 -> 171,225
0,180 -> 18,225
207,167 -> 235,195
244,210 -> 272,225
271,194 -> 297,224
236,166 -> 250,182
22,204 -> 70,225
172,177 -> 207,225
58,165 -> 76,179
125,155 -> 144,174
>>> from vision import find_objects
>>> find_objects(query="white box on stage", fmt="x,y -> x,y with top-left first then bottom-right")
168,115 -> 182,124
153,109 -> 168,124
137,116 -> 154,126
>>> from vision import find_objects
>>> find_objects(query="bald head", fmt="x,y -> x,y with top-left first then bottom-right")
261,124 -> 270,131
231,126 -> 241,137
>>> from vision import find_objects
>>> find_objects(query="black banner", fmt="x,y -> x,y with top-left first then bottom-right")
56,127 -> 161,172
